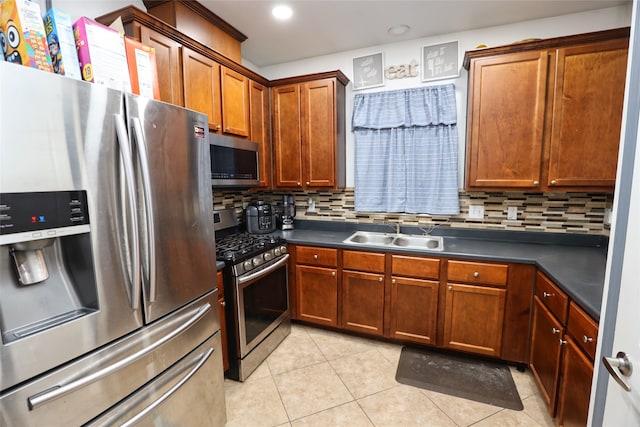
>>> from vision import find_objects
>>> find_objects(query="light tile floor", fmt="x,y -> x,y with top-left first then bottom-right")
224,324 -> 555,427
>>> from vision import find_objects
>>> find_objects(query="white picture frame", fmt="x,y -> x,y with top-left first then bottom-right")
352,52 -> 384,90
421,41 -> 459,82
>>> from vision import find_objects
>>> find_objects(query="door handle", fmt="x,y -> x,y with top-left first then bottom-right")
602,351 -> 633,392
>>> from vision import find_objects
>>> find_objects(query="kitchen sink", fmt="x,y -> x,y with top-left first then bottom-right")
342,231 -> 444,251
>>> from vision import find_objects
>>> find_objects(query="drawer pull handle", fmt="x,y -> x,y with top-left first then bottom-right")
543,291 -> 554,298
583,335 -> 594,343
473,272 -> 480,278
552,327 -> 561,334
313,254 -> 318,260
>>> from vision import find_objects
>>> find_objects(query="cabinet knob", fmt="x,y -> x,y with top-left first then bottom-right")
297,182 -> 302,187
551,179 -> 557,185
543,291 -> 554,298
306,181 -> 310,186
448,285 -> 453,291
221,301 -> 226,307
331,271 -> 336,277
583,335 -> 594,343
215,125 -> 221,130
533,180 -> 539,185
313,254 -> 318,260
552,327 -> 561,334
392,279 -> 396,284
559,339 -> 567,345
225,127 -> 230,132
473,271 -> 480,278
378,277 -> 383,282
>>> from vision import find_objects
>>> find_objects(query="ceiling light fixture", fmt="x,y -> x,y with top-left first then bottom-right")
272,5 -> 293,20
388,24 -> 410,36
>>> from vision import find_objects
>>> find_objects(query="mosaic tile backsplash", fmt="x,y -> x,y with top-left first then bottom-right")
213,188 -> 612,235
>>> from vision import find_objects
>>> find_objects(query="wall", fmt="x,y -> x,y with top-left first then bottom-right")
232,5 -> 630,235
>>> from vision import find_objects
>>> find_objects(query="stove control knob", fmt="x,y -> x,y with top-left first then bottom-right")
274,247 -> 282,256
243,260 -> 253,272
279,245 -> 288,254
252,256 -> 262,267
263,251 -> 273,261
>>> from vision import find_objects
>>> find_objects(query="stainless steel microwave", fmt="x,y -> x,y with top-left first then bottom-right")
209,134 -> 259,187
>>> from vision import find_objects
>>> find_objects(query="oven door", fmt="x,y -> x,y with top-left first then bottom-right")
235,254 -> 289,358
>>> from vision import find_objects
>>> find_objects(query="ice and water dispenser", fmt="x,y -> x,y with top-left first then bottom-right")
0,191 -> 98,344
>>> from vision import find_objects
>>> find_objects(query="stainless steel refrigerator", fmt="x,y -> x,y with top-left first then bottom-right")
0,61 -> 226,426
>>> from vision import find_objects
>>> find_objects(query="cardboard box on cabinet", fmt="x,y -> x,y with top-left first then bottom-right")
124,37 -> 160,99
0,0 -> 52,71
72,16 -> 131,92
43,8 -> 81,79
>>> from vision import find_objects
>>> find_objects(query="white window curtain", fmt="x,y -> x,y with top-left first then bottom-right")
352,84 -> 460,215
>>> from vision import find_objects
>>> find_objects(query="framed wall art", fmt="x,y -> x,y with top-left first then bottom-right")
352,52 -> 384,90
421,41 -> 459,82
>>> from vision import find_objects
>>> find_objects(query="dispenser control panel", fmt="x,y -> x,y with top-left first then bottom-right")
0,191 -> 89,235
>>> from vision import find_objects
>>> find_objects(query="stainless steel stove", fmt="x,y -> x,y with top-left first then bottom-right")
213,209 -> 290,381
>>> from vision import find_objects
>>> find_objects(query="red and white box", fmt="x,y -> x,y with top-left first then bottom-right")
72,16 -> 131,92
124,37 -> 160,99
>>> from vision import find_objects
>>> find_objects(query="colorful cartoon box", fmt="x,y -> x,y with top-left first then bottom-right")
43,8 -> 81,79
72,16 -> 131,92
0,0 -> 53,71
124,37 -> 160,99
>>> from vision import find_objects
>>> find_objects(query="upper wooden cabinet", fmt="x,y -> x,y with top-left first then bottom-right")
139,26 -> 183,105
464,28 -> 629,192
271,72 -> 348,190
249,81 -> 271,188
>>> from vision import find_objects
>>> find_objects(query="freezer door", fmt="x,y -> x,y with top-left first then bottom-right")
125,94 -> 218,323
0,292 -> 220,427
86,333 -> 226,427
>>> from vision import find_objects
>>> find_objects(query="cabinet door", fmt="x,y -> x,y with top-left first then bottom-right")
556,337 -> 594,427
295,264 -> 337,327
140,27 -> 183,106
548,38 -> 628,189
389,276 -> 439,345
529,297 -> 564,415
341,270 -> 384,336
220,66 -> 250,137
301,78 -> 336,188
443,283 -> 506,357
250,80 -> 271,188
182,47 -> 221,131
272,84 -> 303,188
466,51 -> 548,189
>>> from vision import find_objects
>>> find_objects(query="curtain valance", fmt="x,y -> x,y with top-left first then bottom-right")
352,84 -> 457,130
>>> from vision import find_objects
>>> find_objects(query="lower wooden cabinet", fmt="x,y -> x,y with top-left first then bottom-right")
342,270 -> 384,335
442,283 -> 506,357
529,296 -> 565,414
389,276 -> 438,345
556,337 -> 594,427
295,264 -> 338,327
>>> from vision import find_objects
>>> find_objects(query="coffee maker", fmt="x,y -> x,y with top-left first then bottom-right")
281,194 -> 296,230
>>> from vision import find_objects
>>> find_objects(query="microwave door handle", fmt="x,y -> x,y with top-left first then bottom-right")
114,114 -> 141,310
131,117 -> 157,302
118,347 -> 214,427
237,254 -> 290,286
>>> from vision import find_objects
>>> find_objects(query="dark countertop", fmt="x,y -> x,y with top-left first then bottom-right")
275,220 -> 608,321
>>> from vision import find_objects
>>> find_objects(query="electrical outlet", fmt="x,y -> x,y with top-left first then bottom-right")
468,205 -> 484,219
507,206 -> 518,220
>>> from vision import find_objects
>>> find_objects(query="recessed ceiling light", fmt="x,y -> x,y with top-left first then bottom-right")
272,5 -> 293,20
388,24 -> 410,36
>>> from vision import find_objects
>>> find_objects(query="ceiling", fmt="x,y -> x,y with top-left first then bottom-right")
198,0 -> 630,67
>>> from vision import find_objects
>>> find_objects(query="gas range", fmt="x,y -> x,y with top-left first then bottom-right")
213,209 -> 287,276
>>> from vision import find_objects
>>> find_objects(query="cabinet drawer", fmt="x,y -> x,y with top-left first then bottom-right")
535,272 -> 569,324
447,260 -> 508,287
391,255 -> 440,280
343,250 -> 385,273
567,302 -> 598,361
296,246 -> 338,267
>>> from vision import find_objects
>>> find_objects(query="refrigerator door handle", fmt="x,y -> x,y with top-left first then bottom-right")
114,113 -> 142,311
119,347 -> 214,427
131,116 -> 157,302
27,300 -> 212,410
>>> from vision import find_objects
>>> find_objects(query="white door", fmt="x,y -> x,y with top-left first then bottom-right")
591,0 -> 640,424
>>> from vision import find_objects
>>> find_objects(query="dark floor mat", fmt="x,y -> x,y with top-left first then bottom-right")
395,346 -> 523,411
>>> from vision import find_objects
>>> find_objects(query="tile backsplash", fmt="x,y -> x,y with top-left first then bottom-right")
213,188 -> 612,235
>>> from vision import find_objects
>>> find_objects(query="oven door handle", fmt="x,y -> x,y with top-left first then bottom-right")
237,254 -> 290,285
